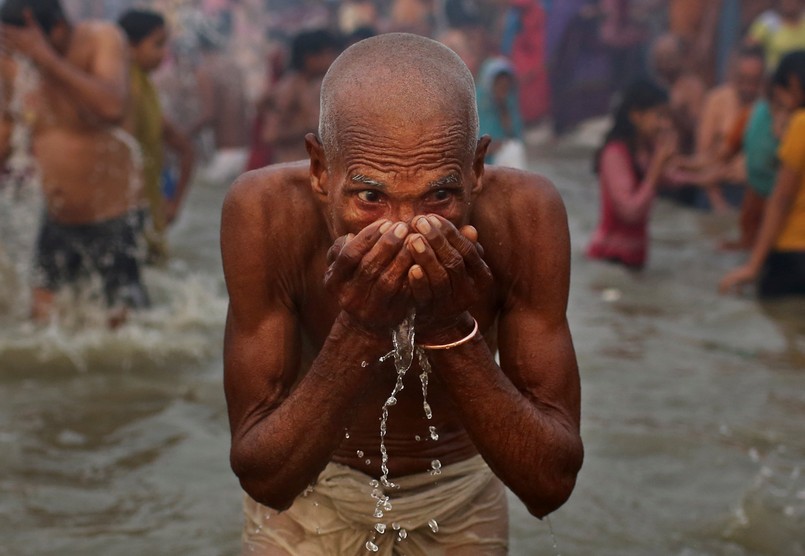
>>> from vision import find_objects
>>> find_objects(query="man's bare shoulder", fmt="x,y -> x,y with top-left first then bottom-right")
222,161 -> 323,252
473,167 -> 569,279
475,167 -> 566,231
75,20 -> 126,44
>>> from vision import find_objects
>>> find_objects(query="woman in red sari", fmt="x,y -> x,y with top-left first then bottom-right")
587,80 -> 677,269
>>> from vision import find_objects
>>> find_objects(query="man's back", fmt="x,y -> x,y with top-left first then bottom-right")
197,52 -> 248,150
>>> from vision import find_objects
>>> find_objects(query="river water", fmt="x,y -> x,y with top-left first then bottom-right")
1,132 -> 803,555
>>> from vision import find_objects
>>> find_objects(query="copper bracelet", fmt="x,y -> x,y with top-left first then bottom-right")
419,318 -> 479,350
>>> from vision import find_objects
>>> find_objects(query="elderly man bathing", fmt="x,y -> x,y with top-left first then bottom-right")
221,33 -> 583,555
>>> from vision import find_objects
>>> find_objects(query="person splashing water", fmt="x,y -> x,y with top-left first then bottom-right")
0,0 -> 147,327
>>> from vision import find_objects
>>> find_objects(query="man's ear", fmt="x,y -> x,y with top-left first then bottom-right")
305,133 -> 329,200
471,135 -> 491,196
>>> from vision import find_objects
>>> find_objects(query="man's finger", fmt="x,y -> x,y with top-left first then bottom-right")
354,222 -> 409,286
408,264 -> 432,308
406,232 -> 453,295
326,220 -> 390,284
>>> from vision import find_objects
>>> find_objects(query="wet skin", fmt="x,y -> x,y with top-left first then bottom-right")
221,110 -> 582,518
0,16 -> 138,224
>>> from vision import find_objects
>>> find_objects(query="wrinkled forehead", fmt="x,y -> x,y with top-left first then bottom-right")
320,64 -> 478,165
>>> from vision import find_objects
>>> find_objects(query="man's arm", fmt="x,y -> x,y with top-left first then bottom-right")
222,171 -> 414,510
162,117 -> 195,224
406,179 -> 583,518
186,65 -> 215,136
3,17 -> 128,123
261,76 -> 312,148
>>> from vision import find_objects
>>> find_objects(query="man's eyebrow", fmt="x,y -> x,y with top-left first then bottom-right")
351,174 -> 387,188
428,174 -> 461,188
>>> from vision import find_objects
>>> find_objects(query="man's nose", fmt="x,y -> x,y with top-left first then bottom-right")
390,203 -> 417,224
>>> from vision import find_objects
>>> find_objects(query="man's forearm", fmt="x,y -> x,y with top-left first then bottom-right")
38,51 -> 126,123
231,313 -> 391,510
428,329 -> 583,518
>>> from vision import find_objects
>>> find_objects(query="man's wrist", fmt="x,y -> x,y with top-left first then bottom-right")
415,312 -> 478,347
334,311 -> 392,343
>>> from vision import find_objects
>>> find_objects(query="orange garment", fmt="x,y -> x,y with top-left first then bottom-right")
725,106 -> 752,157
775,110 -> 805,250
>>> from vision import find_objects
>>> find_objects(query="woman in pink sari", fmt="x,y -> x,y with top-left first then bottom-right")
587,80 -> 677,269
501,0 -> 549,124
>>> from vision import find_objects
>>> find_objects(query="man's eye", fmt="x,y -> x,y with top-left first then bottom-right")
357,190 -> 382,203
431,189 -> 453,202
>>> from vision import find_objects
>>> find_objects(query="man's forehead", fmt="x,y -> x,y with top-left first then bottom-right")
349,173 -> 461,189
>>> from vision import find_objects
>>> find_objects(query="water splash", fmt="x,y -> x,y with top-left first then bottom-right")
369,310 -> 441,542
0,55 -> 43,316
376,310 -> 418,492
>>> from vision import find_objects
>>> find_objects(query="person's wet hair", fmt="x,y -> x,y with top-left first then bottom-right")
773,50 -> 805,108
595,80 -> 669,174
0,0 -> 66,34
290,29 -> 342,72
118,9 -> 165,46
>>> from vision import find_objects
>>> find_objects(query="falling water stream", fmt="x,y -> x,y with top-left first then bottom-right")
364,310 -> 441,550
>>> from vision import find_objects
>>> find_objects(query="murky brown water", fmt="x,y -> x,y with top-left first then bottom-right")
1,136 -> 803,555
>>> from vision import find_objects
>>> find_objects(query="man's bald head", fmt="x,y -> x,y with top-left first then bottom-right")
318,33 -> 479,163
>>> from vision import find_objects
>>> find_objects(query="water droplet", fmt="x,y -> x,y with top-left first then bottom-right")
374,508 -> 384,519
369,479 -> 379,488
365,458 -> 371,465
601,288 -> 622,303
345,431 -> 350,439
423,402 -> 433,420
357,450 -> 364,458
315,527 -> 320,534
429,426 -> 439,441
392,522 -> 400,530
383,500 -> 393,511
365,540 -> 379,552
398,528 -> 408,540
361,360 -> 369,368
386,396 -> 397,406
415,435 -> 421,441
431,459 -> 442,475
375,523 -> 386,534
428,519 -> 439,533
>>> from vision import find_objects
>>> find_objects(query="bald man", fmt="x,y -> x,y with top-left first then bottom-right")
221,33 -> 582,555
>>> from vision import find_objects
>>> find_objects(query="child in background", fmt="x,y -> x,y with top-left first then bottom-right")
587,80 -> 677,269
118,9 -> 195,264
476,57 -> 526,170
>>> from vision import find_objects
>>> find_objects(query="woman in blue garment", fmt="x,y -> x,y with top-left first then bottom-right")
476,57 -> 526,169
